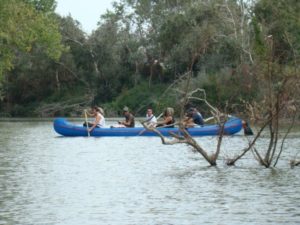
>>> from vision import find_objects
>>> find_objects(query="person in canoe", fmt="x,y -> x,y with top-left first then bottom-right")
145,108 -> 157,127
116,106 -> 135,128
242,120 -> 254,135
156,107 -> 175,128
84,106 -> 106,132
183,107 -> 204,128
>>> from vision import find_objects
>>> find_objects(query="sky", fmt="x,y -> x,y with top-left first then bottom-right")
55,0 -> 114,34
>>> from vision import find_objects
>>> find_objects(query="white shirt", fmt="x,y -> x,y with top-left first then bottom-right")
96,113 -> 105,127
146,114 -> 157,125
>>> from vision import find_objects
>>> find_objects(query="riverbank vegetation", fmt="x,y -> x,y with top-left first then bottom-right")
0,0 -> 299,120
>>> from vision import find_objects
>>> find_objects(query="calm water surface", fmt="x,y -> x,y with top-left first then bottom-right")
0,119 -> 300,225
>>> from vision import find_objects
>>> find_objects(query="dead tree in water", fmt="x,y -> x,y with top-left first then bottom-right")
226,100 -> 298,167
141,34 -> 299,167
227,35 -> 299,168
142,64 -> 298,167
142,72 -> 229,166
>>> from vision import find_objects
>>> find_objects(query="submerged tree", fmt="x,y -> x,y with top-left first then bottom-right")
140,70 -> 230,166
225,0 -> 300,167
140,0 -> 300,167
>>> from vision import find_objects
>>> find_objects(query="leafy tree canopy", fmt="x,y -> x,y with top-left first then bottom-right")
0,0 -> 64,78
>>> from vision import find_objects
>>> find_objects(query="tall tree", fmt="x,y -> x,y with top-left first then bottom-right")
253,0 -> 300,64
0,0 -> 63,78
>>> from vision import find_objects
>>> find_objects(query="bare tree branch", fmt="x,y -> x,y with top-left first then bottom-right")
226,116 -> 273,166
274,110 -> 297,167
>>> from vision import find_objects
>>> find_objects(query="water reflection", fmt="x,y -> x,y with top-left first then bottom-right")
0,120 -> 299,225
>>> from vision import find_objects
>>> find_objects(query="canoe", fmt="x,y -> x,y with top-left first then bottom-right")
53,117 -> 243,137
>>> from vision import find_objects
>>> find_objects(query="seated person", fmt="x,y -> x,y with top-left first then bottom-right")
192,108 -> 204,125
183,108 -> 204,128
156,107 -> 175,128
113,106 -> 135,128
83,106 -> 105,132
145,108 -> 157,126
242,120 -> 254,135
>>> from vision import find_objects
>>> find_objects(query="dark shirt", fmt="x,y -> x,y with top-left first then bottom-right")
243,122 -> 253,135
193,112 -> 204,125
156,116 -> 175,128
165,117 -> 175,128
125,113 -> 135,127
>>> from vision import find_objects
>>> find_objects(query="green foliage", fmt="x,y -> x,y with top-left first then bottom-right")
25,0 -> 57,12
107,82 -> 170,116
253,0 -> 300,63
0,0 -> 64,78
158,13 -> 191,51
0,0 -> 299,117
251,17 -> 267,57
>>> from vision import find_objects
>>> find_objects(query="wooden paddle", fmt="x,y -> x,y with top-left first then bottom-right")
138,113 -> 163,136
84,110 -> 90,137
204,116 -> 214,123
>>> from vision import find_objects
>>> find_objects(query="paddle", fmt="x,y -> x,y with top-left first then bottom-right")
204,116 -> 214,123
138,113 -> 163,136
84,110 -> 90,137
155,113 -> 164,121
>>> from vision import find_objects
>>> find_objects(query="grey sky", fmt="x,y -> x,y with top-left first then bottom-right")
55,0 -> 114,34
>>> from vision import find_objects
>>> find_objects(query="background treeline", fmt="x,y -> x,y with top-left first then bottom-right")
0,0 -> 299,117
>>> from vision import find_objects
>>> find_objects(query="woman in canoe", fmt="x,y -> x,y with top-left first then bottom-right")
156,107 -> 175,128
84,106 -> 106,132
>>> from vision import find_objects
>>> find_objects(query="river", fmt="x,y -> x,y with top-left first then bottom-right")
0,119 -> 300,225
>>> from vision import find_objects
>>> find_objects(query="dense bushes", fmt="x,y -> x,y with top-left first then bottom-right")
0,0 -> 299,117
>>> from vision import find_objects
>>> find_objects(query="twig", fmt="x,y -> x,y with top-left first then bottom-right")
273,111 -> 297,167
227,116 -> 273,166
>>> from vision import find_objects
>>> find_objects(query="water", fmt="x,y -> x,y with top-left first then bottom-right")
0,119 -> 300,225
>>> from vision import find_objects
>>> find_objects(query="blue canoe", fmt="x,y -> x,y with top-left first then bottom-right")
53,117 -> 242,137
